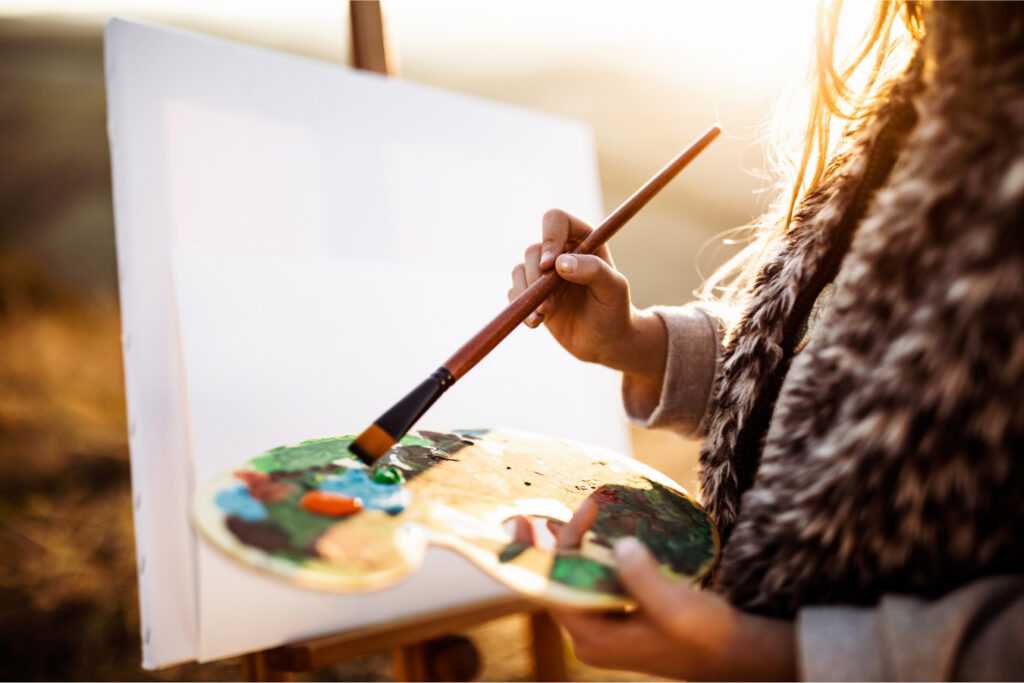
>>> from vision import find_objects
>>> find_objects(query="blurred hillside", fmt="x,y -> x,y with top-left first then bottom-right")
0,17 -> 117,295
0,10 -> 779,680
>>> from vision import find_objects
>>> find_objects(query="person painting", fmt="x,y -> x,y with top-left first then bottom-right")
508,1 -> 1024,679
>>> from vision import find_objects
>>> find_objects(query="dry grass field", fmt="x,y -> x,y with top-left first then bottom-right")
0,255 -> 239,680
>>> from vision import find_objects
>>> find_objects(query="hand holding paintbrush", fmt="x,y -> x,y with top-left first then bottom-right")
350,124 -> 721,464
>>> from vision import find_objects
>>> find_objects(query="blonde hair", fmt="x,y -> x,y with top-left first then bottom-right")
700,0 -> 924,308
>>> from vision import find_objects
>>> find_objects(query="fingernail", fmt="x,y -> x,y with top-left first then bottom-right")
556,255 -> 576,273
541,250 -> 554,266
613,537 -> 645,567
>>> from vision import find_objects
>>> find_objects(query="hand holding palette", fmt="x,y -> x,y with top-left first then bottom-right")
193,428 -> 719,610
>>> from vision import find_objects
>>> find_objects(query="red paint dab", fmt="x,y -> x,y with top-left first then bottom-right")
300,490 -> 363,516
234,470 -> 293,502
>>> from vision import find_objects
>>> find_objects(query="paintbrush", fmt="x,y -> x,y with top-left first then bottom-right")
350,124 -> 722,465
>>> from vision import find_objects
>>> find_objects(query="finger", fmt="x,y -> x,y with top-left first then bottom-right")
550,607 -> 661,669
510,515 -> 536,546
541,209 -> 595,269
546,518 -> 565,539
554,254 -> 629,309
550,609 -> 606,659
613,537 -> 724,640
524,243 -> 544,286
523,244 -> 548,326
510,263 -> 527,301
549,608 -> 613,638
510,264 -> 544,328
555,496 -> 599,550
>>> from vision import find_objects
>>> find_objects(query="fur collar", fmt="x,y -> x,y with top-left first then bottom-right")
699,6 -> 1024,616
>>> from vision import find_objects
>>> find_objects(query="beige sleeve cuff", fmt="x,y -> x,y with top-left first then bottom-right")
621,303 -> 721,437
797,575 -> 1024,681
796,604 -> 886,681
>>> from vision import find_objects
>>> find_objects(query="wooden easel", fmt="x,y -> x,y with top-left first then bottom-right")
238,4 -> 567,680
240,595 -> 567,681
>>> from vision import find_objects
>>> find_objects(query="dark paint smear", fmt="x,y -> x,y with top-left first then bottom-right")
586,478 -> 715,577
385,430 -> 480,483
268,463 -> 344,483
225,516 -> 295,554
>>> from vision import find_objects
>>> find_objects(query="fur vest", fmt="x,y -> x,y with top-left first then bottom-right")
699,4 -> 1024,617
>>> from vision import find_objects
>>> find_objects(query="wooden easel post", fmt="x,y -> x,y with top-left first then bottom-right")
349,0 -> 391,75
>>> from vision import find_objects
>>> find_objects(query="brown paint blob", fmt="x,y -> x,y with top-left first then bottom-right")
225,516 -> 293,553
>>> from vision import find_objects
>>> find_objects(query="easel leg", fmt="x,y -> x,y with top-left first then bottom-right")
239,651 -> 291,682
528,610 -> 568,681
392,642 -> 430,681
392,635 -> 481,681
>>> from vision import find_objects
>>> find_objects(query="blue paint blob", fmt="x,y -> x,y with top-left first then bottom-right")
318,470 -> 411,514
215,485 -> 268,521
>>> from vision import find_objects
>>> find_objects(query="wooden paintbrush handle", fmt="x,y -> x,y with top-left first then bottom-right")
444,269 -> 564,379
443,124 -> 721,380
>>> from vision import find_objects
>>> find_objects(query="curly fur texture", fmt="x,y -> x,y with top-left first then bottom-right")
699,4 -> 1024,617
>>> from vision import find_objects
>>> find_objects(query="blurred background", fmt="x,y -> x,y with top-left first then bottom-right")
0,0 -> 867,679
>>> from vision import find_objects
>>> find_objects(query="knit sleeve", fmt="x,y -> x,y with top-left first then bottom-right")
796,575 -> 1024,681
621,303 -> 722,437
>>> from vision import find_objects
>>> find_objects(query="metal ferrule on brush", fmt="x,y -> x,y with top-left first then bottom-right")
350,367 -> 455,465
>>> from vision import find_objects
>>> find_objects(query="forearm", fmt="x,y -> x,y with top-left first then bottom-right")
597,307 -> 667,380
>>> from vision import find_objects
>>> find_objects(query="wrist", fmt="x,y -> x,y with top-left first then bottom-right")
598,308 -> 667,380
725,613 -> 796,681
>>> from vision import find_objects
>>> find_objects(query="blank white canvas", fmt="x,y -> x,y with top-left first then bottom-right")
105,18 -> 626,667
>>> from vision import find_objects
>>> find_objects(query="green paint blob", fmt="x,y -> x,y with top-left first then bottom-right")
251,436 -> 358,473
497,542 -> 530,563
398,434 -> 434,448
550,555 -> 623,595
372,466 -> 405,485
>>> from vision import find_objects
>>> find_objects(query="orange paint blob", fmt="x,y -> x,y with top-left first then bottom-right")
300,490 -> 363,517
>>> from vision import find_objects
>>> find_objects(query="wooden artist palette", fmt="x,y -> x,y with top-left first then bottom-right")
192,428 -> 719,610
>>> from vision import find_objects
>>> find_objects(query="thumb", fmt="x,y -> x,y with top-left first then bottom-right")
613,537 -> 706,635
555,254 -> 628,308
